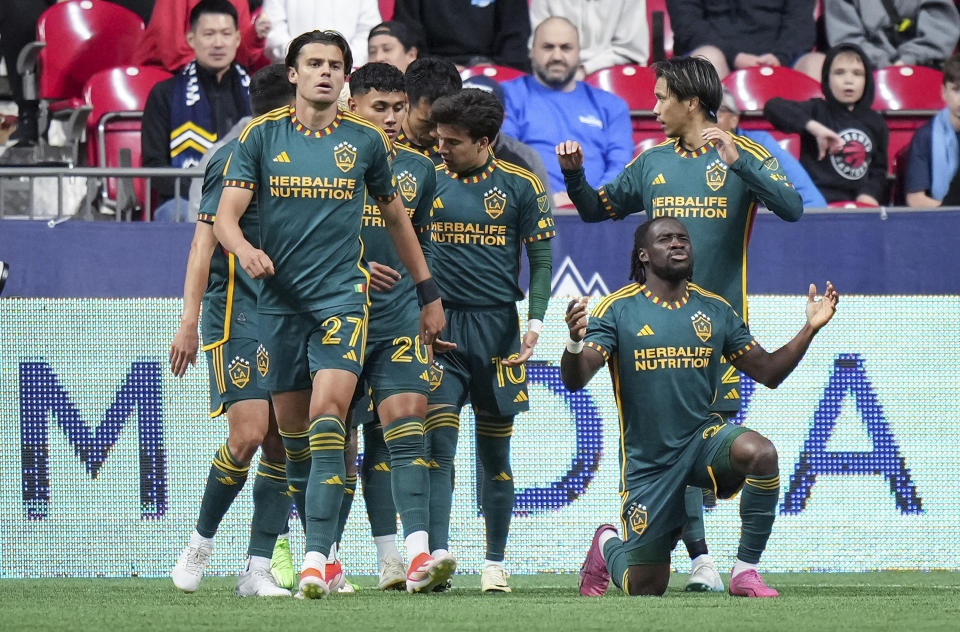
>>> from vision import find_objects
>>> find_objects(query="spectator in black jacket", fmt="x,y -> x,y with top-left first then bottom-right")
666,0 -> 823,79
764,43 -> 889,205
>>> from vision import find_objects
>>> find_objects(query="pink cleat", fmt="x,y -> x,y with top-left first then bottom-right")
578,524 -> 616,596
728,569 -> 779,597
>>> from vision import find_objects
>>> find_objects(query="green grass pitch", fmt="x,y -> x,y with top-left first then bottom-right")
2,573 -> 959,631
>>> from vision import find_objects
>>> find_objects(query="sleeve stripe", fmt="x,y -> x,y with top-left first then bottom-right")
598,186 -> 616,218
524,230 -> 556,243
687,283 -> 733,308
342,111 -> 393,152
495,160 -> 546,195
197,213 -> 215,223
733,133 -> 772,158
584,341 -> 610,361
238,106 -> 290,143
726,338 -> 759,361
592,283 -> 642,319
224,179 -> 256,190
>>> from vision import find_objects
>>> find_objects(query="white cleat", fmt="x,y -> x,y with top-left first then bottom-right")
406,551 -> 457,593
170,535 -> 213,593
685,556 -> 725,592
236,565 -> 292,597
480,563 -> 511,593
378,556 -> 406,591
298,568 -> 330,600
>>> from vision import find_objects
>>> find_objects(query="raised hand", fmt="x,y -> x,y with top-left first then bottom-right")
805,281 -> 839,332
807,121 -> 844,160
702,127 -> 739,165
565,297 -> 589,342
368,261 -> 401,292
502,330 -> 539,366
555,140 -> 584,171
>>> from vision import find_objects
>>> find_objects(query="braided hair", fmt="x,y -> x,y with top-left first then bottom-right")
628,216 -> 692,284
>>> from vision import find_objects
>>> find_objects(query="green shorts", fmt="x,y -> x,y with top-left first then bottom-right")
205,337 -> 269,418
620,421 -> 751,565
348,379 -> 375,427
430,304 -> 529,416
258,304 -> 368,392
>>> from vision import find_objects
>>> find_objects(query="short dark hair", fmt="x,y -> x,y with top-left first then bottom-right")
285,30 -> 354,75
249,64 -> 295,116
189,0 -> 238,30
404,57 -> 462,107
652,56 -> 722,122
368,21 -> 425,55
350,62 -> 406,97
944,54 -> 960,85
430,88 -> 503,143
629,217 -> 684,283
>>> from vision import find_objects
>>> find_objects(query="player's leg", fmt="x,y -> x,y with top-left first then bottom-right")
681,489 -> 723,592
475,411 -> 516,593
326,420 -> 359,593
360,419 -> 405,589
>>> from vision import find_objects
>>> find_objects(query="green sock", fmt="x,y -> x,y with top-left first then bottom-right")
305,415 -> 346,555
425,405 -> 460,552
603,538 -> 631,594
475,414 -> 514,562
196,444 -> 249,538
681,486 -> 707,555
279,428 -> 310,532
738,473 -> 781,563
333,473 -> 357,546
384,416 -> 429,535
247,459 -> 292,558
361,423 -> 397,537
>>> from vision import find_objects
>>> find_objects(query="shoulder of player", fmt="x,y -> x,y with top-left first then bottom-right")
339,110 -> 392,146
205,141 -> 236,175
237,105 -> 291,143
624,139 -> 673,169
395,143 -> 436,173
687,283 -> 734,310
494,158 -> 546,195
729,132 -> 773,162
591,283 -> 643,319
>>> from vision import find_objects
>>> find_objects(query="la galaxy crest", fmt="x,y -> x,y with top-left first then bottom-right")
690,310 -> 712,342
705,159 -> 727,192
483,186 -> 507,219
333,141 -> 358,173
397,170 -> 418,202
228,356 -> 251,389
627,501 -> 649,536
427,360 -> 444,391
256,344 -> 270,377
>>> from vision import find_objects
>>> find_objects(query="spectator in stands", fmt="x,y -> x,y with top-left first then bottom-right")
397,57 -> 462,162
141,0 -> 251,220
368,20 -> 424,73
135,0 -> 269,72
667,0 -> 823,79
765,43 -> 889,205
825,0 -> 960,70
904,55 -> 960,208
716,89 -> 827,208
528,0 -> 648,76
262,0 -> 381,66
0,0 -> 55,148
392,0 -> 531,71
463,75 -> 555,199
501,16 -> 632,207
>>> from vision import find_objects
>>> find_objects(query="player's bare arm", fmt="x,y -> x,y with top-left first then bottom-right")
169,221 -> 218,378
367,261 -> 402,292
213,187 -> 275,279
560,297 -> 606,391
733,282 -> 839,388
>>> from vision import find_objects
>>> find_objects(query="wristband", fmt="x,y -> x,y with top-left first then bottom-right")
416,277 -> 441,307
527,319 -> 543,335
565,338 -> 584,354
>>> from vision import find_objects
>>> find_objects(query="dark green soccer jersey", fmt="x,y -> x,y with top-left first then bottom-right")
361,143 -> 436,340
598,136 -> 802,318
583,282 -> 756,486
395,129 -> 442,166
197,140 -> 260,347
224,106 -> 397,315
429,155 -> 556,307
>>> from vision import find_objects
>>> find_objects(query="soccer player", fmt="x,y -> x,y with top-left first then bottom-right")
213,30 -> 446,600
168,64 -> 295,597
427,88 -> 555,592
396,57 -> 462,164
563,216 -> 838,598
556,55 -> 804,592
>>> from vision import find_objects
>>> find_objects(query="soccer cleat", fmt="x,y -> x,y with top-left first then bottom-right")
236,565 -> 292,597
270,537 -> 296,590
406,551 -> 457,593
431,579 -> 452,593
579,524 -> 616,596
325,559 -> 345,593
729,569 -> 779,597
480,563 -> 511,593
298,566 -> 330,600
378,556 -> 406,591
170,536 -> 213,593
685,556 -> 725,592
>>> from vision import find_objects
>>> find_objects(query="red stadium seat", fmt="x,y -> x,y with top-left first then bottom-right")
646,0 -> 674,60
379,0 -> 395,21
82,66 -> 172,216
723,66 -> 822,113
460,65 -> 526,82
585,64 -> 658,111
873,66 -> 943,177
827,200 -> 878,208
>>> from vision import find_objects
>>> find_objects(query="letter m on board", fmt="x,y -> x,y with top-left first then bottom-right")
19,361 -> 167,520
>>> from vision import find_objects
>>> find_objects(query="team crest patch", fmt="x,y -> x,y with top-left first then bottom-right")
628,502 -> 649,536
763,156 -> 780,171
537,193 -> 550,214
483,186 -> 507,219
397,170 -> 418,202
705,159 -> 727,192
333,142 -> 358,173
256,344 -> 270,377
691,311 -> 712,342
427,360 -> 444,391
228,356 -> 251,389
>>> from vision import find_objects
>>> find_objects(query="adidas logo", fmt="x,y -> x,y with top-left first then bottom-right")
217,476 -> 237,486
374,462 -> 391,472
651,173 -> 666,185
636,324 -> 654,336
419,370 -> 431,381
412,458 -> 431,467
724,389 -> 740,400
342,350 -> 358,361
493,472 -> 512,481
513,391 -> 528,403
273,151 -> 291,163
323,475 -> 344,485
